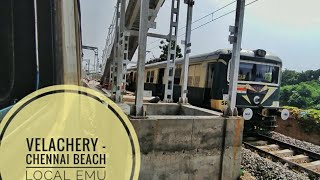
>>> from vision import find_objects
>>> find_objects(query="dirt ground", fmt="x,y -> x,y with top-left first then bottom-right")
275,118 -> 320,145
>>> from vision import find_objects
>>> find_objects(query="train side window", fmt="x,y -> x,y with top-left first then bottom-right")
150,71 -> 154,83
188,76 -> 193,86
146,70 -> 154,83
227,60 -> 231,82
206,64 -> 215,88
146,71 -> 150,83
174,68 -> 181,85
129,72 -> 134,83
194,76 -> 200,87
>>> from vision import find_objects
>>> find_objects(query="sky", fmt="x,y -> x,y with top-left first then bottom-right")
80,0 -> 320,71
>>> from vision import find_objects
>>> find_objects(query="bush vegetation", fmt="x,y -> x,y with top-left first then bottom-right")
280,80 -> 320,109
280,69 -> 320,109
281,69 -> 320,86
283,106 -> 320,134
280,69 -> 320,133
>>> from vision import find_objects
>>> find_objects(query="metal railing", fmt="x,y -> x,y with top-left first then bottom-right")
101,7 -> 117,74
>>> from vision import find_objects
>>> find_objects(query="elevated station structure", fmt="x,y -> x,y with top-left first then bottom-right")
100,0 -> 196,115
101,0 -> 246,117
100,0 -> 164,94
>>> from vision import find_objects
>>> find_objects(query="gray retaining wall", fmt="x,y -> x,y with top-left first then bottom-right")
127,103 -> 244,180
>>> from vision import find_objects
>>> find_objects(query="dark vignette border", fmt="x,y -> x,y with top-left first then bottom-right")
0,89 -> 137,180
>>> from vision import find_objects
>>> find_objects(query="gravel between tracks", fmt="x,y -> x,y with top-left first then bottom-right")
263,131 -> 320,154
242,148 -> 310,180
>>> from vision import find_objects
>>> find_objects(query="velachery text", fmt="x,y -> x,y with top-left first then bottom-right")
26,138 -> 98,152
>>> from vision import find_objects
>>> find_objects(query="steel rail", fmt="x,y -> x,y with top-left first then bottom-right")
256,134 -> 320,160
243,134 -> 320,179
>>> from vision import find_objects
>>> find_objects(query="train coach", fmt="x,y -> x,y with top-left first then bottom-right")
127,49 -> 289,132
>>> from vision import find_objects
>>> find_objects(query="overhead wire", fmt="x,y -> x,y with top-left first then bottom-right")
146,0 -> 260,52
148,1 -> 237,45
146,1 -> 236,51
178,0 -> 236,31
146,0 -> 237,51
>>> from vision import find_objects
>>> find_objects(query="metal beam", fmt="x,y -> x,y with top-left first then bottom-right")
127,0 -> 165,60
82,45 -> 98,51
112,1 -> 120,94
180,0 -> 194,104
115,0 -> 127,103
150,0 -> 165,23
127,30 -> 139,36
101,7 -> 117,85
127,30 -> 168,39
127,0 -> 141,29
227,0 -> 246,115
135,0 -> 150,116
82,45 -> 98,73
148,21 -> 157,29
164,0 -> 181,102
147,32 -> 168,39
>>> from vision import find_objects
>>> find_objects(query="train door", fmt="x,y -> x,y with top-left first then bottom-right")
156,68 -> 165,99
207,63 -> 215,88
210,62 -> 229,111
127,72 -> 134,91
204,63 -> 215,106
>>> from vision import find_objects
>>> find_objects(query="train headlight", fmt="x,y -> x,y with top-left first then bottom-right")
254,49 -> 266,57
281,109 -> 290,120
253,96 -> 260,105
243,108 -> 253,120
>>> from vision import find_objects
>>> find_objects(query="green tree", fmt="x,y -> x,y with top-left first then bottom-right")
159,39 -> 183,61
280,80 -> 320,109
288,91 -> 307,108
281,69 -> 299,85
281,69 -> 320,86
280,86 -> 291,105
296,84 -> 312,97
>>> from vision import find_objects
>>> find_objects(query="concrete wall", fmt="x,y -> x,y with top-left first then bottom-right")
128,103 -> 222,116
129,104 -> 243,180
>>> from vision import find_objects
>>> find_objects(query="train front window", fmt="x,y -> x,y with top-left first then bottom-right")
238,62 -> 279,84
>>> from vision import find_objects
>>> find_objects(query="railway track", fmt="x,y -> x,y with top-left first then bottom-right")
243,134 -> 320,179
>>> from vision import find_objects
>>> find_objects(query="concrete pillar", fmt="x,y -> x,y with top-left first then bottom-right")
180,0 -> 194,104
135,0 -> 150,116
227,0 -> 246,114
